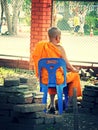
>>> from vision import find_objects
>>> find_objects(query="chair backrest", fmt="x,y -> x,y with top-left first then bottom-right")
38,58 -> 67,87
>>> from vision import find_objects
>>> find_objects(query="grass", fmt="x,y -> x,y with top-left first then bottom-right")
0,67 -> 16,85
0,67 -> 38,88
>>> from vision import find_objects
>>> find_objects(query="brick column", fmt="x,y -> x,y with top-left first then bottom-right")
29,0 -> 52,70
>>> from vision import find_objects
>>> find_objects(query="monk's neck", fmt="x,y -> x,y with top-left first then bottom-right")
49,40 -> 58,46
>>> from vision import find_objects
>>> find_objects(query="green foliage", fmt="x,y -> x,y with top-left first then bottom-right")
25,16 -> 31,26
0,67 -> 35,85
19,16 -> 31,26
84,10 -> 98,35
21,0 -> 31,26
94,18 -> 98,28
88,11 -> 97,17
0,67 -> 16,85
84,24 -> 90,35
86,11 -> 98,27
86,16 -> 94,27
23,0 -> 31,15
93,29 -> 98,35
57,18 -> 70,30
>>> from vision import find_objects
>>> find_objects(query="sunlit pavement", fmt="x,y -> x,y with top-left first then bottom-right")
0,33 -> 30,60
61,33 -> 98,65
0,32 -> 98,65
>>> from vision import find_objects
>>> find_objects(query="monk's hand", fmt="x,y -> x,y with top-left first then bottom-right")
75,69 -> 79,73
73,67 -> 79,73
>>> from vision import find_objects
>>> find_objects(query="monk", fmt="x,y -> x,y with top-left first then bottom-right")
73,12 -> 80,35
32,27 -> 82,114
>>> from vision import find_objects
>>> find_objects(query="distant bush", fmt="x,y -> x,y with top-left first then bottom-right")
84,11 -> 98,35
84,24 -> 90,35
57,18 -> 70,30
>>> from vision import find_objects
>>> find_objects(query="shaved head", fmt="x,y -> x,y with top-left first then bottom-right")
48,27 -> 61,39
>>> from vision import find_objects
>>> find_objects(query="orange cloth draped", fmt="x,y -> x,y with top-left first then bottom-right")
32,41 -> 82,97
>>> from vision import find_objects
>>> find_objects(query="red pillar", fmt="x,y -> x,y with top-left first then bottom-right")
29,0 -> 52,69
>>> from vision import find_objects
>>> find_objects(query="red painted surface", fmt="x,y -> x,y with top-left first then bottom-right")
0,58 -> 29,69
29,0 -> 52,70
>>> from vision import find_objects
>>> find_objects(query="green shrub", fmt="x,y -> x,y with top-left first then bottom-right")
57,18 -> 70,30
84,24 -> 90,35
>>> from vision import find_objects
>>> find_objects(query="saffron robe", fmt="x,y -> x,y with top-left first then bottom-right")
32,41 -> 82,97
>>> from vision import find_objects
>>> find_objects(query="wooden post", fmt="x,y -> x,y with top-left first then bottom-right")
73,88 -> 79,130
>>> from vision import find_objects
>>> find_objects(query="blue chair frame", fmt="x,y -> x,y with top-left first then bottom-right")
38,58 -> 68,114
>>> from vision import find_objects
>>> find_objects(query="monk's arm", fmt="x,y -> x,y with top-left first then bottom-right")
57,45 -> 79,72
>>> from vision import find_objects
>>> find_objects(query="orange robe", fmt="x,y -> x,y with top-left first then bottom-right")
32,41 -> 82,97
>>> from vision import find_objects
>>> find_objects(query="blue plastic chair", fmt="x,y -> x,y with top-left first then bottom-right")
38,58 -> 68,114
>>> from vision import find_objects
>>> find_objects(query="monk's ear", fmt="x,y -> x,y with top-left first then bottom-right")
55,35 -> 58,40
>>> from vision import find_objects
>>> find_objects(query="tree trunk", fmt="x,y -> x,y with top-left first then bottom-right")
0,0 -> 4,33
12,0 -> 19,35
11,0 -> 24,35
3,0 -> 13,34
2,0 -> 24,35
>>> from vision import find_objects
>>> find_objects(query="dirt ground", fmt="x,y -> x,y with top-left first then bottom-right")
62,109 -> 98,130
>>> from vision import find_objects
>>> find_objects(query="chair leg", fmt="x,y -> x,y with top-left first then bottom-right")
58,94 -> 63,114
56,85 -> 63,114
41,86 -> 48,113
41,86 -> 48,104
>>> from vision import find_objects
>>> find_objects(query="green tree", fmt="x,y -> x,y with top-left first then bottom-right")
0,0 -> 4,33
0,0 -> 31,35
86,11 -> 97,28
